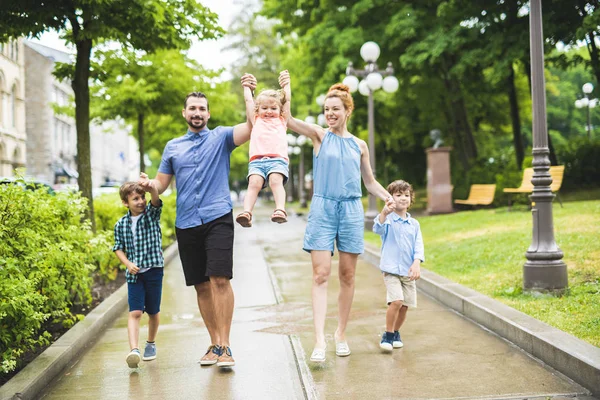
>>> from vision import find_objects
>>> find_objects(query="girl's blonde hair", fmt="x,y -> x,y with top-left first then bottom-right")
254,89 -> 287,117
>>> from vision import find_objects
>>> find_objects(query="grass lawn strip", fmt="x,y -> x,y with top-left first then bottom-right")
365,200 -> 600,347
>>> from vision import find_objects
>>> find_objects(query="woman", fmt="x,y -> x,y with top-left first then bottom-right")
279,71 -> 393,362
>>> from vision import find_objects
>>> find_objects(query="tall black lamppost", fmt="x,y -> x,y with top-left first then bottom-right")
343,41 -> 399,230
525,0 -> 568,293
574,82 -> 597,139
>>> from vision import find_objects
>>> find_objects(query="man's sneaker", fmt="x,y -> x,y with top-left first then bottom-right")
126,349 -> 141,368
380,332 -> 393,352
216,346 -> 235,367
200,344 -> 221,366
393,331 -> 404,348
142,342 -> 157,361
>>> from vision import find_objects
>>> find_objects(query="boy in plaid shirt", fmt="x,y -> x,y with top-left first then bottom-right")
113,174 -> 163,368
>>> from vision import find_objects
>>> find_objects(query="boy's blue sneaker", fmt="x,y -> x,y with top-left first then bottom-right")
142,342 -> 157,361
379,332 -> 393,352
126,348 -> 141,368
393,331 -> 404,348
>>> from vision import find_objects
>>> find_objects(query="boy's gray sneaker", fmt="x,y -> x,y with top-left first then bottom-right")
393,331 -> 404,348
142,342 -> 157,361
380,332 -> 393,352
126,349 -> 141,368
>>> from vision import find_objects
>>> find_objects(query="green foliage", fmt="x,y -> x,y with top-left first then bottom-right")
556,137 -> 600,189
0,178 -> 178,374
0,0 -> 225,229
0,179 -> 103,374
365,200 -> 600,346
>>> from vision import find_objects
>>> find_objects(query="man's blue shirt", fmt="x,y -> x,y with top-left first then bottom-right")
158,127 -> 236,229
373,212 -> 425,276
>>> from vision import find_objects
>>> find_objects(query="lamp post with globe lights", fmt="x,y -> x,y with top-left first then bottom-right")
574,82 -> 597,139
524,0 -> 567,293
343,41 -> 399,229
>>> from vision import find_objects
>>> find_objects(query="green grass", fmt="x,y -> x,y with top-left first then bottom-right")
365,200 -> 600,347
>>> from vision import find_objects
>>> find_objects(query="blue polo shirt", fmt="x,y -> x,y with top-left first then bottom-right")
373,212 -> 425,276
158,127 -> 236,229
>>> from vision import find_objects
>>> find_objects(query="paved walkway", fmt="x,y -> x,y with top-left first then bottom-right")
39,207 -> 593,400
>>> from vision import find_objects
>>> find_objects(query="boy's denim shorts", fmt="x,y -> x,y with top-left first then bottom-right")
303,195 -> 364,255
247,157 -> 289,189
128,267 -> 164,314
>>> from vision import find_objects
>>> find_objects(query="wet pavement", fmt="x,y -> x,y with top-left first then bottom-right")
39,206 -> 593,400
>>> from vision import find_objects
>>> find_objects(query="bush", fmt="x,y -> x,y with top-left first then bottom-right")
555,137 -> 600,190
94,190 -> 177,250
0,180 -> 110,374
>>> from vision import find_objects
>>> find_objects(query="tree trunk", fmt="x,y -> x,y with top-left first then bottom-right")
457,92 -> 477,159
73,38 -> 95,232
507,63 -> 525,170
441,86 -> 469,171
586,31 -> 600,86
138,113 -> 145,173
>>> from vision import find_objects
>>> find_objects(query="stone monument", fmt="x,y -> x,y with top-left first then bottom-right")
426,130 -> 453,214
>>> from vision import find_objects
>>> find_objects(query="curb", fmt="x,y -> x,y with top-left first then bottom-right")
361,246 -> 600,396
0,242 -> 180,400
261,245 -> 316,400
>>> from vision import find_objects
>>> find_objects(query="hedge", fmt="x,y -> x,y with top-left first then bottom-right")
0,179 -> 176,374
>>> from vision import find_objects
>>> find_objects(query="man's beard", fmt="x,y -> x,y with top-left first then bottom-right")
187,117 -> 207,130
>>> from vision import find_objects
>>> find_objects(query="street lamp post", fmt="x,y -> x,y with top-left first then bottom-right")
574,82 -> 597,139
343,41 -> 399,230
525,0 -> 567,293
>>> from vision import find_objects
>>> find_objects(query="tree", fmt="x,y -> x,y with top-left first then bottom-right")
93,48 -> 200,173
0,0 -> 223,231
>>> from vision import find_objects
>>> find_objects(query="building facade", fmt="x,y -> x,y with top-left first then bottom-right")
0,38 -> 27,177
24,41 -> 139,188
90,119 -> 140,188
24,41 -> 78,184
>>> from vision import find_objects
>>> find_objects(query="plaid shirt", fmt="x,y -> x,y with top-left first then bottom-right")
113,200 -> 163,283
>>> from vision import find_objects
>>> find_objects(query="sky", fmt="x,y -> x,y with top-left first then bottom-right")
33,0 -> 241,77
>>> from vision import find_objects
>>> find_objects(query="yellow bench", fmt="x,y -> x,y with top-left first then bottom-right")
503,165 -> 564,208
454,184 -> 496,207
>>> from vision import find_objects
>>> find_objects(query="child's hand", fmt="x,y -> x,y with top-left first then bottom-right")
127,262 -> 140,275
408,262 -> 421,281
382,196 -> 395,215
139,172 -> 150,188
279,70 -> 290,88
241,73 -> 257,90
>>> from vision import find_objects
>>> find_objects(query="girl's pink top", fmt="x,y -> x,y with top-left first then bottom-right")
249,116 -> 289,162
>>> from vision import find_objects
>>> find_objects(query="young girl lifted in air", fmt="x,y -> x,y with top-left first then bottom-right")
235,80 -> 290,228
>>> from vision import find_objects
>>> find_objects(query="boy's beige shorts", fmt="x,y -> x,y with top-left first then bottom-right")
383,272 -> 417,307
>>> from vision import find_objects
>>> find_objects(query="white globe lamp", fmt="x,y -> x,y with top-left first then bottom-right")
366,72 -> 383,91
316,94 -> 326,106
342,75 -> 359,93
382,75 -> 399,93
358,79 -> 370,96
360,41 -> 380,63
317,113 -> 326,126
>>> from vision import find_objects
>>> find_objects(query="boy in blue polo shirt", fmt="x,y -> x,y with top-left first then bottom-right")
373,179 -> 424,352
113,175 -> 163,368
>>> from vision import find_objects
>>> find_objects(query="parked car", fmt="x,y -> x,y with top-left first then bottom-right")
0,177 -> 55,195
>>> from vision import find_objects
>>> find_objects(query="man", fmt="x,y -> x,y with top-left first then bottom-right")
141,74 -> 257,368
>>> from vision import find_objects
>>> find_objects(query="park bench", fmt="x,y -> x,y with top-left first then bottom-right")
454,184 -> 496,208
503,165 -> 564,209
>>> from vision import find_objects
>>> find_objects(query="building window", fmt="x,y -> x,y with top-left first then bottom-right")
11,84 -> 16,128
